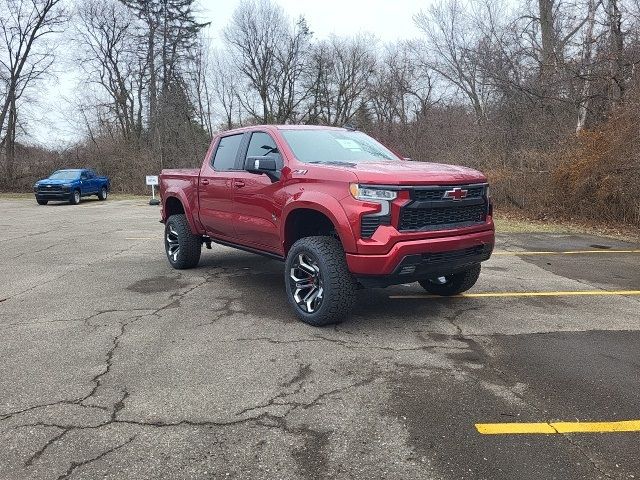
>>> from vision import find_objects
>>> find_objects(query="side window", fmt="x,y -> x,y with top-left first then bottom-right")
80,172 -> 89,180
246,132 -> 282,168
212,134 -> 243,171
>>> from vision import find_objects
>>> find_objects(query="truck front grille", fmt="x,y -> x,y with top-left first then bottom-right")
38,185 -> 65,194
412,186 -> 485,201
398,184 -> 488,231
400,204 -> 486,231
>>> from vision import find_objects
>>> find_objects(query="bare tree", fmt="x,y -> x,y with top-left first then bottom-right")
414,0 -> 493,122
189,35 -> 215,135
75,0 -> 143,141
576,0 -> 600,132
304,34 -> 376,126
224,0 -> 311,123
0,0 -> 65,181
210,50 -> 239,129
370,42 -> 436,127
607,0 -> 625,105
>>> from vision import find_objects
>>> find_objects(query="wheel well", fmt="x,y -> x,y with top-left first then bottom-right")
165,196 -> 185,217
284,209 -> 339,253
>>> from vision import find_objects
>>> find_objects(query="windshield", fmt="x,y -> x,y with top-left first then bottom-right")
280,130 -> 399,164
49,171 -> 80,180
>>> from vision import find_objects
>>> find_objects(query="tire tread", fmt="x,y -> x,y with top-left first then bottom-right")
285,236 -> 356,326
165,214 -> 201,269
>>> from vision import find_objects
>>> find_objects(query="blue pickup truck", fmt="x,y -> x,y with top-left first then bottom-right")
34,169 -> 110,205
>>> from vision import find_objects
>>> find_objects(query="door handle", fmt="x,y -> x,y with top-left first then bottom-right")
201,179 -> 210,185
233,180 -> 245,188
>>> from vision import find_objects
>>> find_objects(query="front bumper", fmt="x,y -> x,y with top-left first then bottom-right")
346,229 -> 494,287
35,191 -> 71,200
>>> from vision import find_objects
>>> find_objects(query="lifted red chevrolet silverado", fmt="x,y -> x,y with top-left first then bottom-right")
159,125 -> 494,326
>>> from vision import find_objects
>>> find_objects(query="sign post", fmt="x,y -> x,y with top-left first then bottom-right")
146,175 -> 160,205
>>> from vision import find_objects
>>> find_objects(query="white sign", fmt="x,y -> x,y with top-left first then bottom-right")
146,175 -> 159,186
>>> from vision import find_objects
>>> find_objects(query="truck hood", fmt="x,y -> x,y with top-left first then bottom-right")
350,160 -> 486,185
36,178 -> 76,185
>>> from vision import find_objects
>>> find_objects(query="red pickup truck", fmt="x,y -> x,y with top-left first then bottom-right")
159,125 -> 494,326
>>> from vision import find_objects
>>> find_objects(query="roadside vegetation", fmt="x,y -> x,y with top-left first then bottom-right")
0,0 -> 639,231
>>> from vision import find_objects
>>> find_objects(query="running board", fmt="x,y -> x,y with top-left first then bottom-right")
210,237 -> 285,262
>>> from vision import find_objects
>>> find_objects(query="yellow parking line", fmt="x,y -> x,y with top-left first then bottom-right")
389,290 -> 640,299
476,420 -> 640,435
493,249 -> 640,256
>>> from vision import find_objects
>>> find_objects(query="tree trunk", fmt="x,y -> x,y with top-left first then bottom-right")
576,0 -> 597,133
538,0 -> 557,86
5,94 -> 17,182
608,0 -> 624,107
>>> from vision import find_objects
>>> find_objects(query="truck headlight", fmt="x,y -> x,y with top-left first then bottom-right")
349,184 -> 397,201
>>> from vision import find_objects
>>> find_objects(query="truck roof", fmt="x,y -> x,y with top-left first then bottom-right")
219,124 -> 349,136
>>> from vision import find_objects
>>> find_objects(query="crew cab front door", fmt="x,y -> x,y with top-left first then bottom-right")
232,131 -> 283,253
198,133 -> 245,240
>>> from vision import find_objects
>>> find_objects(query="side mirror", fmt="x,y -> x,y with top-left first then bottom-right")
245,156 -> 281,181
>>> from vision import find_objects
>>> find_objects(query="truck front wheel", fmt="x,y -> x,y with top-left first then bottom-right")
69,190 -> 81,205
285,236 -> 356,327
418,264 -> 481,296
164,214 -> 202,269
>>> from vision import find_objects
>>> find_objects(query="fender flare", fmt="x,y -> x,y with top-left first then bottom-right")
281,194 -> 357,253
162,188 -> 204,235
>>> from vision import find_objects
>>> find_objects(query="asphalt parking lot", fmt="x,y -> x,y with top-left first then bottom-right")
1,198 -> 639,480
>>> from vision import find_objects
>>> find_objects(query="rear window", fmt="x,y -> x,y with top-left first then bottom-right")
212,134 -> 243,171
280,130 -> 398,164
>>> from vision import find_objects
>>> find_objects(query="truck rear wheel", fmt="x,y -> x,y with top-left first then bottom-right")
164,214 -> 201,269
97,187 -> 108,200
285,236 -> 356,327
418,264 -> 481,296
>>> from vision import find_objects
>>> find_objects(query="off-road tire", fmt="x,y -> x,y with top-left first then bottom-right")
36,198 -> 48,205
164,214 -> 201,269
97,187 -> 108,200
69,190 -> 81,205
418,264 -> 481,296
285,236 -> 357,327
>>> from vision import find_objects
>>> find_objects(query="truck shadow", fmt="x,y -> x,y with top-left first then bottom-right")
41,198 -> 103,207
198,249 -> 445,327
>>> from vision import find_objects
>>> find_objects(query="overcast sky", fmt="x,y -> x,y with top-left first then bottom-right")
200,0 -> 425,44
33,0 -> 430,147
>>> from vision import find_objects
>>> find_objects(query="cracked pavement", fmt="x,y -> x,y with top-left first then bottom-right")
1,198 -> 639,479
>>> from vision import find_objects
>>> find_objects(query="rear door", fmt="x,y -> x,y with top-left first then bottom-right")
232,131 -> 284,252
198,133 -> 246,239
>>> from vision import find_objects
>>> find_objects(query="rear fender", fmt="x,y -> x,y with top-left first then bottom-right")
162,189 -> 204,236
